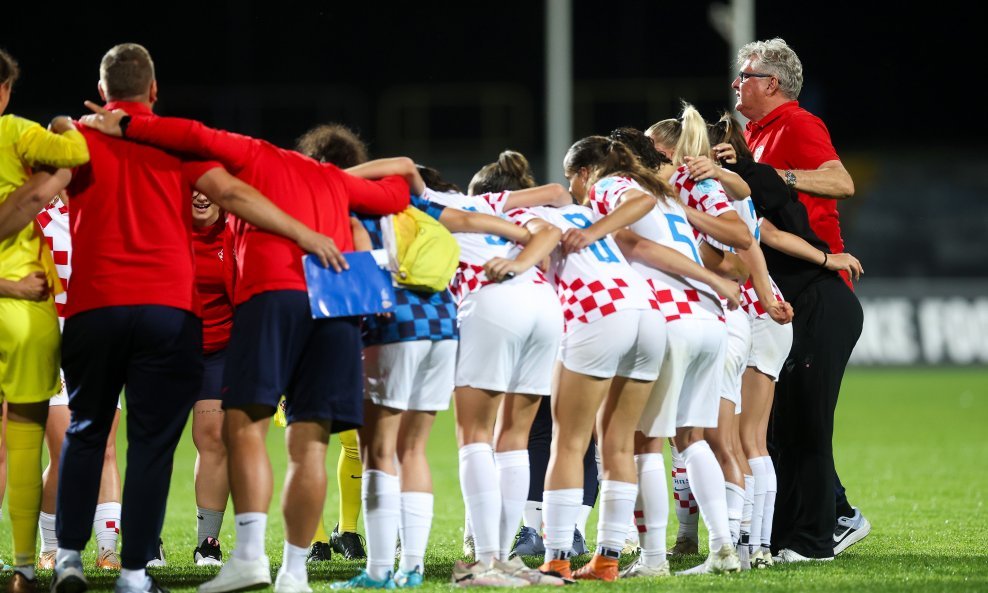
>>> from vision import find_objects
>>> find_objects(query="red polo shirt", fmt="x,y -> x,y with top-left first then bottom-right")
193,216 -> 234,353
745,101 -> 844,255
124,116 -> 410,305
64,102 -> 220,317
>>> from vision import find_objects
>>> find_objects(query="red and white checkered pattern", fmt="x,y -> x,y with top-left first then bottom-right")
587,176 -> 640,221
449,261 -> 548,303
649,280 -> 724,323
36,198 -> 71,317
512,204 -> 658,330
669,166 -> 732,243
740,275 -> 785,319
672,467 -> 699,515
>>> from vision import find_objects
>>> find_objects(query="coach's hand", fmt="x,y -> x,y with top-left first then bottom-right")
827,252 -> 863,281
297,230 -> 347,272
80,101 -> 128,137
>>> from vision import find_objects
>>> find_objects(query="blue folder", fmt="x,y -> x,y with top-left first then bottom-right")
302,251 -> 397,319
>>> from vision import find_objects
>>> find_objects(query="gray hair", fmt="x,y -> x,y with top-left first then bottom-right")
737,37 -> 803,100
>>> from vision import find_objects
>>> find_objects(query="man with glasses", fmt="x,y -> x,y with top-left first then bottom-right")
731,37 -> 868,563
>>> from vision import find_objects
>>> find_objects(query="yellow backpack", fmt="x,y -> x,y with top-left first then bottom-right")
382,205 -> 460,293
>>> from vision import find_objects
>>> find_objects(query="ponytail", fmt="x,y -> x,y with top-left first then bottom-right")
468,150 -> 536,195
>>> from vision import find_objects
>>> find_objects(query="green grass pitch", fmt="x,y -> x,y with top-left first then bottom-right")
1,368 -> 985,592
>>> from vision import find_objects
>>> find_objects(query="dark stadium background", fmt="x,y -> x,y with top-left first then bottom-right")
3,1 -> 983,285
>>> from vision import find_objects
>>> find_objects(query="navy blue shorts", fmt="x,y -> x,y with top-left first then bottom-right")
198,348 -> 227,400
222,290 -> 363,432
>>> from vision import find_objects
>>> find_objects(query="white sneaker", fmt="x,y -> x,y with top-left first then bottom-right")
772,548 -> 834,563
198,555 -> 272,593
493,557 -> 565,586
619,557 -> 670,578
274,568 -> 312,593
676,544 -> 741,575
833,507 -> 871,555
751,548 -> 774,569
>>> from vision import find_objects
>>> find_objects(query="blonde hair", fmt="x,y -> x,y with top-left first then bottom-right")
645,101 -> 711,165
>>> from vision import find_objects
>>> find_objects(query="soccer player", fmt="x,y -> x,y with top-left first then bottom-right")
416,155 -> 564,587
51,43 -> 343,593
0,47 -> 90,593
34,194 -> 124,572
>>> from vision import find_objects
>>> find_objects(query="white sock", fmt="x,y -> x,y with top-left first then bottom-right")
635,454 -> 668,567
670,446 -> 699,542
522,501 -> 542,531
464,512 -> 472,539
280,541 -> 308,581
232,512 -> 267,561
398,491 -> 433,573
596,480 -> 637,553
363,469 -> 400,581
495,450 -> 529,560
761,457 -> 777,550
458,443 -> 500,565
748,457 -> 766,549
119,568 -> 146,588
681,440 -> 732,550
725,482 -> 745,545
542,489 -> 582,562
39,511 -> 57,553
94,502 -> 122,554
576,504 -> 592,537
594,443 -> 603,484
741,474 -> 754,547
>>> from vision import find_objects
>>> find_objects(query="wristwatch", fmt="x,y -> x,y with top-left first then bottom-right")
784,169 -> 797,188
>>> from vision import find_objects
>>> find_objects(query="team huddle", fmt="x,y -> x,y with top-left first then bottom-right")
0,36 -> 869,593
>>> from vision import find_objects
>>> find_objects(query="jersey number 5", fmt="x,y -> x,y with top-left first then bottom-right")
665,213 -> 702,264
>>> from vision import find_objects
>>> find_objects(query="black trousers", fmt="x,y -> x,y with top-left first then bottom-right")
527,396 -> 599,508
58,306 -> 203,569
768,276 -> 862,558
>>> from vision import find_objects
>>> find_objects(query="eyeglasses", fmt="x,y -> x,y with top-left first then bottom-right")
738,71 -> 774,83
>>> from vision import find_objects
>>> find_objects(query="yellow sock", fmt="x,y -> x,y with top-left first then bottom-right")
312,516 -> 329,545
6,419 -> 45,566
337,429 -> 362,533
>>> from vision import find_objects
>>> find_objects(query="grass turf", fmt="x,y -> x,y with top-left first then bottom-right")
1,368 -> 985,592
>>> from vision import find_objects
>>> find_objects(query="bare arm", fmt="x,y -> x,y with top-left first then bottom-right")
345,157 -> 426,196
561,189 -> 656,254
760,219 -> 862,280
350,216 -> 373,251
683,207 -> 753,250
438,209 -> 531,244
0,273 -> 50,301
0,169 -> 72,242
614,230 -> 740,310
502,183 -> 572,210
777,159 -> 854,200
699,242 -> 749,283
483,218 -> 562,282
193,168 -> 347,271
683,155 -> 751,201
734,239 -> 793,324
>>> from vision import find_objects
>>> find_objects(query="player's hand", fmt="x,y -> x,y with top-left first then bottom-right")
561,228 -> 596,255
13,272 -> 50,301
296,229 -> 347,272
684,155 -> 718,181
48,116 -> 77,134
80,101 -> 128,136
766,299 -> 794,325
827,252 -> 863,281
483,257 -> 524,282
712,143 -> 737,165
713,277 -> 741,311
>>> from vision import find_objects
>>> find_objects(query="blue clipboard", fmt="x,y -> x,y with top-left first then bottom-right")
302,250 -> 397,319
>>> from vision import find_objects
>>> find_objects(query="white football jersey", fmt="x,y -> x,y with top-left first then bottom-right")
423,188 -> 546,302
508,203 -> 657,330
589,176 -> 723,322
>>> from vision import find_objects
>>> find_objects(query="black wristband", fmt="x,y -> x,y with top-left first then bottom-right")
822,252 -> 829,267
119,115 -> 131,138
